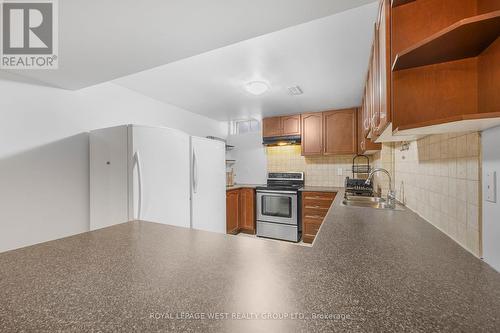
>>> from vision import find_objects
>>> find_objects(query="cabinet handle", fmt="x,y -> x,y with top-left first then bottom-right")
305,196 -> 331,200
364,118 -> 370,130
305,215 -> 323,220
133,152 -> 143,220
305,205 -> 327,210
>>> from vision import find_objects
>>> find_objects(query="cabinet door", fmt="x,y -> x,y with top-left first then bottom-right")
362,87 -> 370,138
371,25 -> 381,138
239,188 -> 255,233
301,113 -> 323,156
226,190 -> 239,234
281,115 -> 301,136
358,107 -> 382,154
262,117 -> 282,137
357,107 -> 364,154
365,60 -> 373,137
323,109 -> 357,155
375,0 -> 391,136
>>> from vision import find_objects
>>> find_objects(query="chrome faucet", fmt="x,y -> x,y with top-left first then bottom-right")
365,168 -> 396,208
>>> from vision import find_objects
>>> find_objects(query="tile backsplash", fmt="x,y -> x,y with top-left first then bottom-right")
395,133 -> 481,256
266,145 -> 354,187
374,132 -> 482,257
370,143 -> 394,197
267,133 -> 482,257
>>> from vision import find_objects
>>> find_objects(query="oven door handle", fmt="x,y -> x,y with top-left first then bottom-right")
257,190 -> 297,195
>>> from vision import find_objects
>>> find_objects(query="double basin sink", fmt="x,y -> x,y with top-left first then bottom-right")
341,195 -> 404,211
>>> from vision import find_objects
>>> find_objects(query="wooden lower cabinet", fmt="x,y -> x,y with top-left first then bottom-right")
301,191 -> 336,243
226,188 -> 256,235
226,189 -> 240,234
239,188 -> 256,234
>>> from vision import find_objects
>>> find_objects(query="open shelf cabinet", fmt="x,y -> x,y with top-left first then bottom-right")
388,0 -> 500,136
391,0 -> 415,7
393,11 -> 500,71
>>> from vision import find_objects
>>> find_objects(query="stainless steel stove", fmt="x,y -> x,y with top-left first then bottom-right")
256,172 -> 304,242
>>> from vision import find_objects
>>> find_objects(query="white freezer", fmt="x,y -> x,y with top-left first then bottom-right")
90,126 -> 129,230
90,125 -> 191,230
191,136 -> 226,234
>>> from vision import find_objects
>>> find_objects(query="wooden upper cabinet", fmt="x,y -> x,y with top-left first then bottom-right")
323,109 -> 357,155
263,115 -> 301,137
371,26 -> 381,139
357,107 -> 381,154
357,107 -> 366,154
375,0 -> 391,136
387,0 -> 500,135
281,115 -> 301,136
301,113 -> 323,156
365,56 -> 374,137
262,117 -> 282,137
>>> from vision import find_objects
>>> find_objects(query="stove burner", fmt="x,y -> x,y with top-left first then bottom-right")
257,171 -> 304,192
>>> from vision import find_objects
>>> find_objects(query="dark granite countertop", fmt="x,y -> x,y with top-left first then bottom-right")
2,190 -> 500,332
299,186 -> 343,192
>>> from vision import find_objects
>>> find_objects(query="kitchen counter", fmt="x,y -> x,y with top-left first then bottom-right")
226,184 -> 264,190
2,190 -> 500,332
299,186 -> 343,193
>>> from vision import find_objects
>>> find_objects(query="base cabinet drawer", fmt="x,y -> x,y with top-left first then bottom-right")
302,192 -> 336,201
302,207 -> 330,218
303,220 -> 322,243
302,199 -> 333,210
301,191 -> 336,243
302,213 -> 326,223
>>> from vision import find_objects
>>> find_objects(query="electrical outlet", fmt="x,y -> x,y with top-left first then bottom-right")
486,171 -> 497,203
337,168 -> 343,176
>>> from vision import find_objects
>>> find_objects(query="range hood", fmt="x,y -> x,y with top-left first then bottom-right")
262,135 -> 301,146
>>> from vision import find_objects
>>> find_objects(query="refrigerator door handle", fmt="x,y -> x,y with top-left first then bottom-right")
193,150 -> 198,194
133,151 -> 143,220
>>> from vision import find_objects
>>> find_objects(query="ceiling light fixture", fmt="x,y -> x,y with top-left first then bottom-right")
245,81 -> 269,96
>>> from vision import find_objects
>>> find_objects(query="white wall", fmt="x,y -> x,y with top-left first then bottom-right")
226,132 -> 267,185
0,75 -> 226,252
482,126 -> 500,272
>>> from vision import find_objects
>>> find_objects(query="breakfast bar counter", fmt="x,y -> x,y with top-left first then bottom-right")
1,190 -> 500,332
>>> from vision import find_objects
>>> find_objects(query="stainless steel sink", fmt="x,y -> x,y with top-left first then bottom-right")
341,195 -> 404,211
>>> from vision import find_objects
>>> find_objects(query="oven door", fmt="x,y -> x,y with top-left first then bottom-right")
256,190 -> 297,225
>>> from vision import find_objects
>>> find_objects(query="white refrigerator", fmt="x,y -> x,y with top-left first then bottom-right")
190,136 -> 226,233
90,124 -> 225,233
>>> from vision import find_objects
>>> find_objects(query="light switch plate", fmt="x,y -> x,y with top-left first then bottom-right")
337,168 -> 343,176
486,171 -> 497,203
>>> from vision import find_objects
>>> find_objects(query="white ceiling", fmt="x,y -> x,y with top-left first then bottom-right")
114,2 -> 379,121
1,0 -> 377,90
